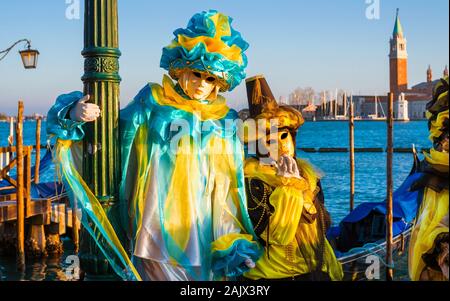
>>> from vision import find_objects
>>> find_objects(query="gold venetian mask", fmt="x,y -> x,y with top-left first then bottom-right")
178,70 -> 220,101
262,128 -> 295,162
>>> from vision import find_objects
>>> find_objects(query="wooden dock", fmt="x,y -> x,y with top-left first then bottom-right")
0,101 -> 79,269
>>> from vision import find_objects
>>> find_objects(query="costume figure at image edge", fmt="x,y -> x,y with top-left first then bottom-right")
408,76 -> 449,281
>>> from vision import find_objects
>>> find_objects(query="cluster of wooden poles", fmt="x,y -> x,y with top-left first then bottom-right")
1,101 -> 79,271
348,92 -> 395,281
0,101 -> 38,269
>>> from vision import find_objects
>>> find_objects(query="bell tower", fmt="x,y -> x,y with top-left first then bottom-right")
389,9 -> 408,95
427,65 -> 433,83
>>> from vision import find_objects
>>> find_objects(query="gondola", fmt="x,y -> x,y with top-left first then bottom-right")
0,146 -> 65,199
327,147 -> 422,281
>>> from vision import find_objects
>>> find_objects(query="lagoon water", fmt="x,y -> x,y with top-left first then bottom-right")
0,120 -> 430,280
297,120 -> 430,226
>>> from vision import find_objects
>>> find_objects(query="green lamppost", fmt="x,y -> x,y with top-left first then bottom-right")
79,0 -> 122,278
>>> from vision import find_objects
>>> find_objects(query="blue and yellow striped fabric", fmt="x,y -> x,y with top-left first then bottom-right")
160,10 -> 249,92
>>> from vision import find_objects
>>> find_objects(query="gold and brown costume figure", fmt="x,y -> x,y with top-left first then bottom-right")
241,76 -> 343,280
409,76 -> 449,281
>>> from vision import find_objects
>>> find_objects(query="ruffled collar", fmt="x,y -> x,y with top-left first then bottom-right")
424,148 -> 449,174
150,75 -> 230,121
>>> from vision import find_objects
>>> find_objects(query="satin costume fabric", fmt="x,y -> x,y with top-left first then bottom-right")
161,10 -> 248,92
242,158 -> 343,280
408,77 -> 449,281
47,76 -> 262,280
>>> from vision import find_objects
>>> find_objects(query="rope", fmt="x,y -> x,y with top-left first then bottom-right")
341,242 -> 396,269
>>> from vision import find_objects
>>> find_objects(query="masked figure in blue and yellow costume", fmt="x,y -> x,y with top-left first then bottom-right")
409,76 -> 449,281
46,10 -> 262,281
239,76 -> 343,281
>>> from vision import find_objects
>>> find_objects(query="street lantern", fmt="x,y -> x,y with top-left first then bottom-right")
19,46 -> 39,69
0,39 -> 39,69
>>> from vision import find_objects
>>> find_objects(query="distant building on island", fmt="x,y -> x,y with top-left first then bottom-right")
301,102 -> 318,120
24,113 -> 45,121
0,113 -> 46,122
238,9 -> 446,122
354,9 -> 447,121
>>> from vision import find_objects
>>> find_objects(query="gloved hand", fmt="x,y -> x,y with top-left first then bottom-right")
272,155 -> 301,179
69,95 -> 101,122
244,258 -> 256,269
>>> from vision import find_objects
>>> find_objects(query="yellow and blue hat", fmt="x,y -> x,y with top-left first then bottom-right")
160,10 -> 249,92
426,76 -> 448,147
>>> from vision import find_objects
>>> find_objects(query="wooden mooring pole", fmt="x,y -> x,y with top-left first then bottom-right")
349,94 -> 355,212
8,117 -> 14,146
16,101 -> 25,271
8,116 -> 14,162
386,92 -> 394,281
34,117 -> 41,184
343,93 -> 348,118
72,200 -> 79,254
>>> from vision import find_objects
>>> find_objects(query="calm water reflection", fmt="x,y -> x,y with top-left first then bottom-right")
0,239 -> 74,281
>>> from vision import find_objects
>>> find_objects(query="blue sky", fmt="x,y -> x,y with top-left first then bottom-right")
0,0 -> 448,115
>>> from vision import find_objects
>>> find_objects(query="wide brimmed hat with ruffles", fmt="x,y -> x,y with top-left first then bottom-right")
160,10 -> 249,92
426,76 -> 449,149
422,76 -> 449,173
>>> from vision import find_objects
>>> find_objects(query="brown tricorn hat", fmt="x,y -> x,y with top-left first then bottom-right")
244,75 -> 304,143
246,75 -> 277,118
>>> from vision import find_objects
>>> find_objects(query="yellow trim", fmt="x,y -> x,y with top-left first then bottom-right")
175,36 -> 243,64
163,135 -> 196,252
409,188 -> 449,281
429,109 -> 449,141
210,13 -> 232,38
129,125 -> 149,241
424,148 -> 449,173
57,139 -> 142,281
171,13 -> 244,65
211,233 -> 255,252
151,75 -> 230,121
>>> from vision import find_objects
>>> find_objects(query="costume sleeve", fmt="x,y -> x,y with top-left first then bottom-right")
263,159 -> 320,245
409,187 -> 449,281
210,127 -> 263,279
265,185 -> 304,245
46,86 -> 155,281
46,91 -> 86,141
